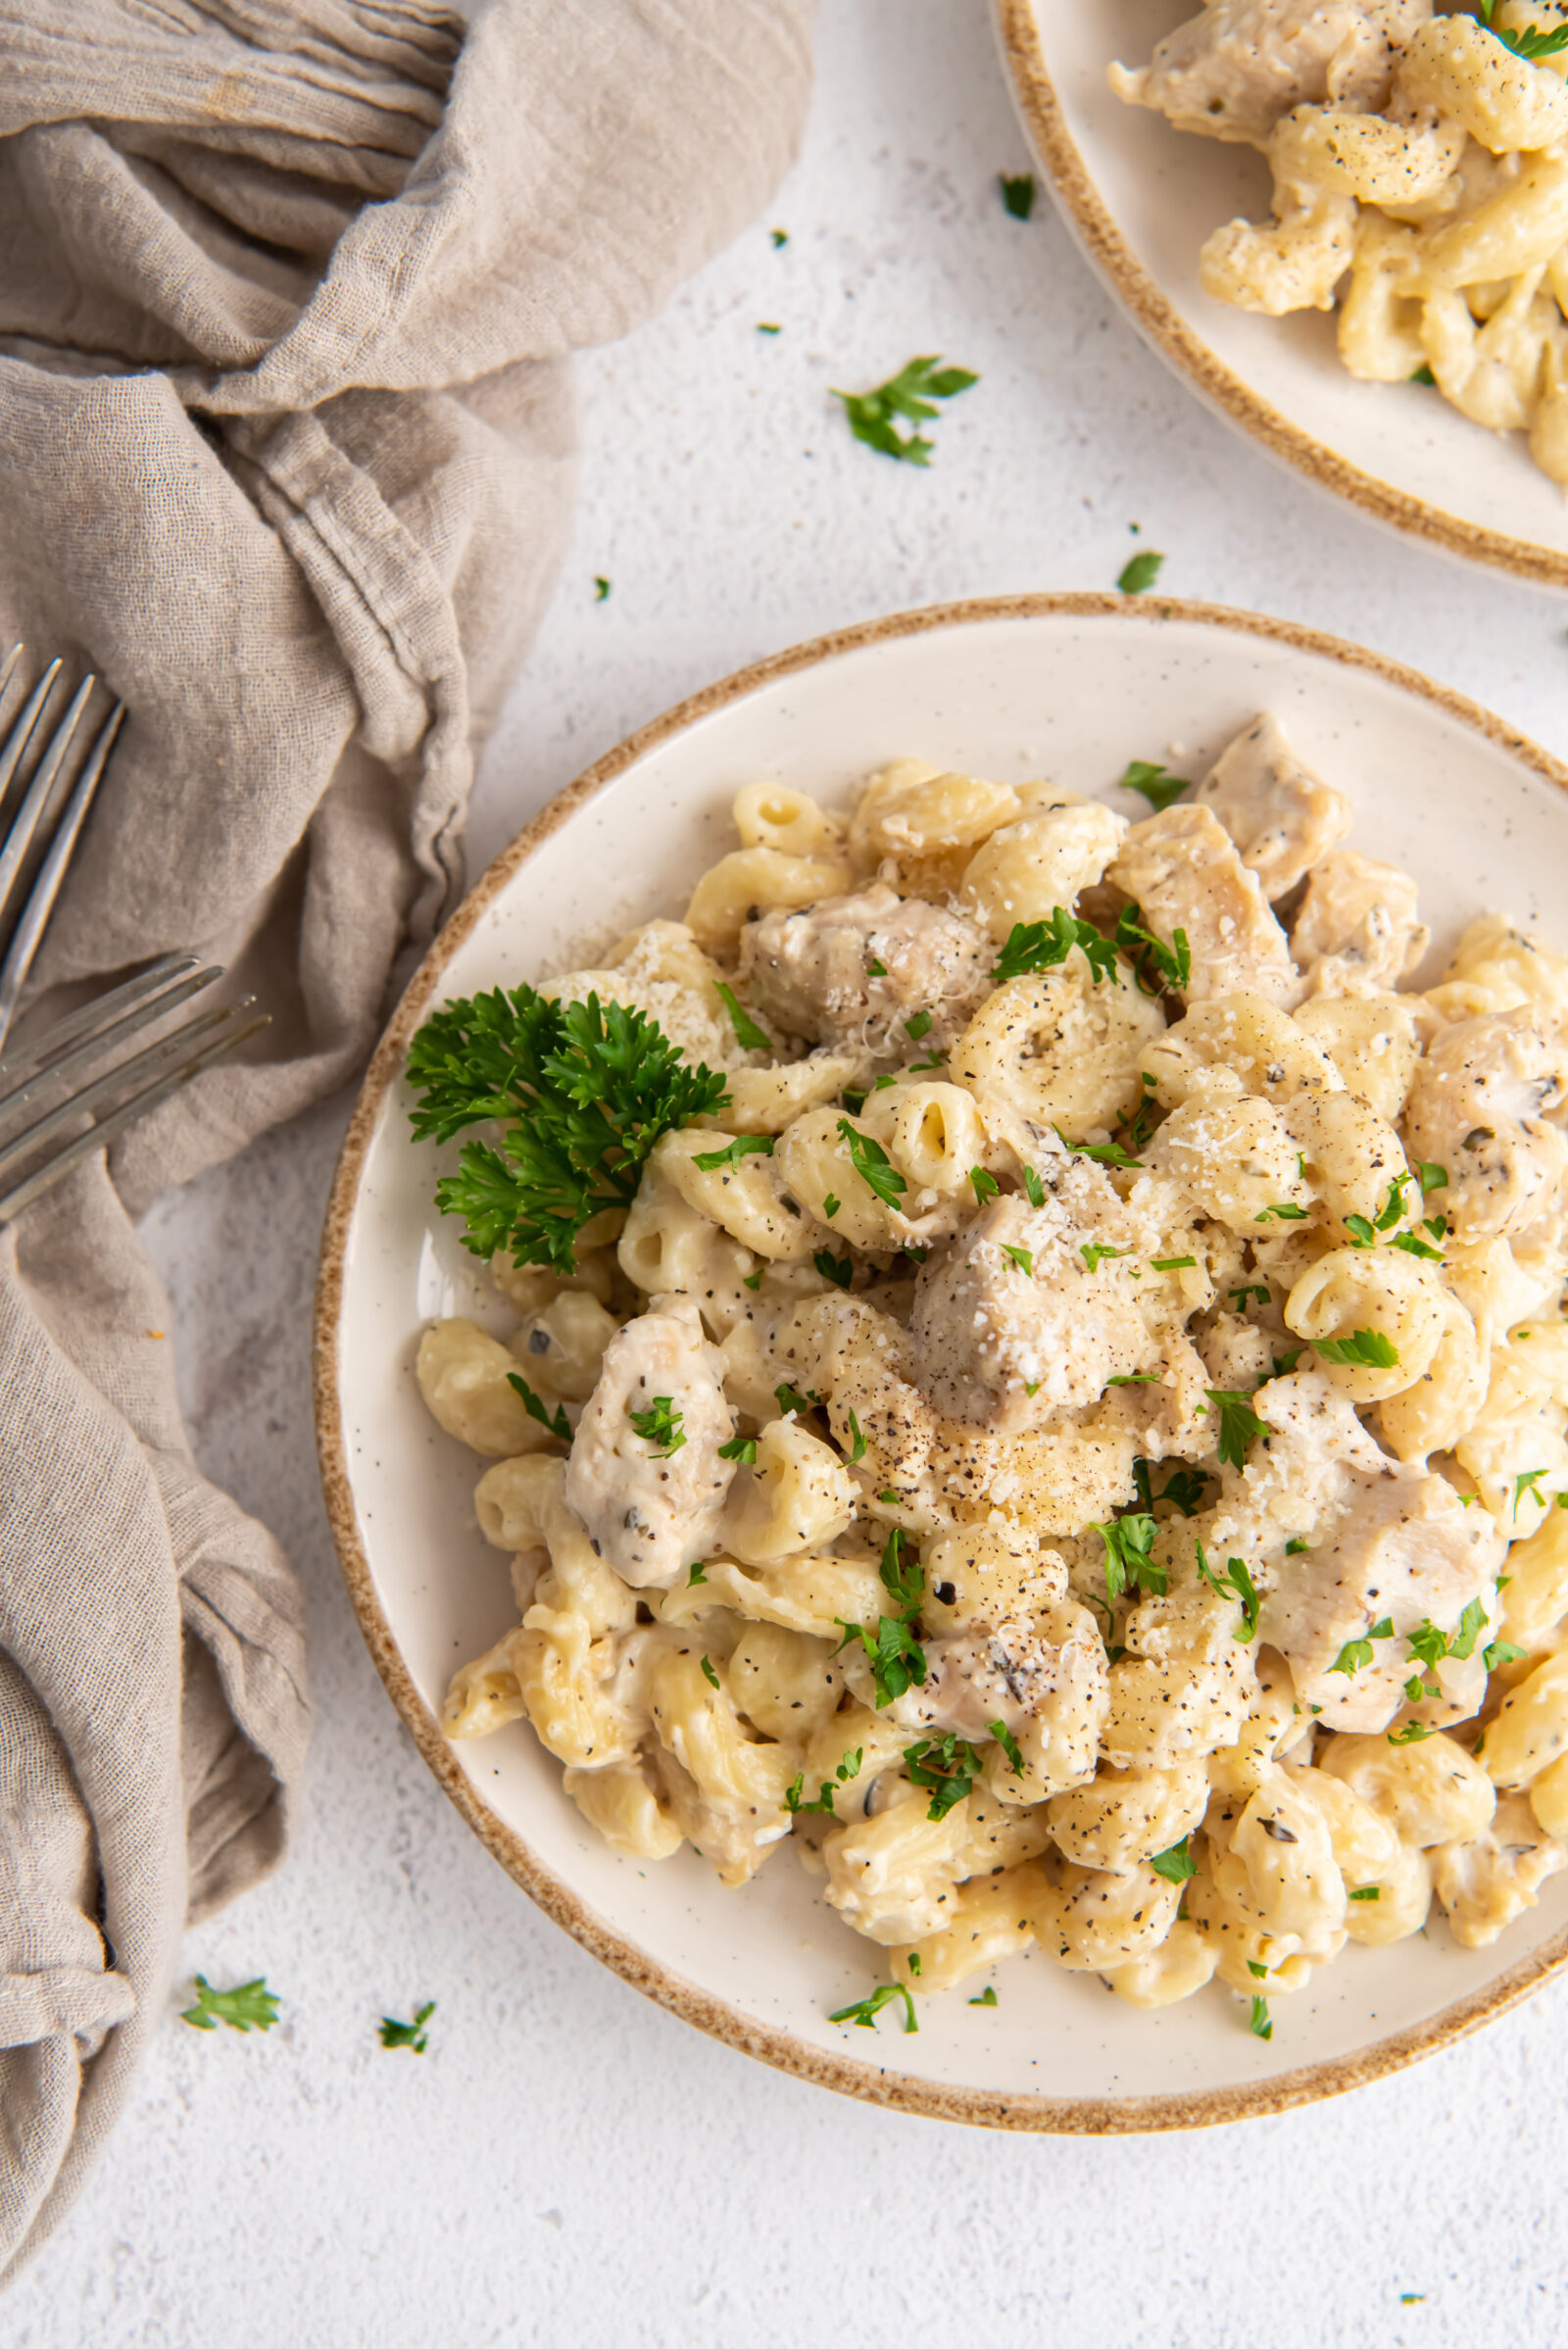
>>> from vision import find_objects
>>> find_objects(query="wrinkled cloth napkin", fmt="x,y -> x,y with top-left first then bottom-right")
0,0 -> 811,2280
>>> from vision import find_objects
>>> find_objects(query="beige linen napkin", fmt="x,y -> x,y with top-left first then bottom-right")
0,0 -> 812,2280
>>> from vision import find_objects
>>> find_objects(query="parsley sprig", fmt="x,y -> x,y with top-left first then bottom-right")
831,354 -> 978,465
407,985 -> 728,1273
181,1976 -> 280,2034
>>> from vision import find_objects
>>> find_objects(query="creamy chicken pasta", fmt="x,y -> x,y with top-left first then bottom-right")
409,721 -> 1568,2032
1112,2 -> 1568,492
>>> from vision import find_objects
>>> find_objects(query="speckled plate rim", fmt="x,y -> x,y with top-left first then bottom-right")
315,590 -> 1568,2133
993,0 -> 1568,597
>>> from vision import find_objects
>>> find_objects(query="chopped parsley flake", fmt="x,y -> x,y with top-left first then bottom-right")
1090,1511 -> 1165,1606
990,1721 -> 1026,1775
1312,1329 -> 1398,1369
593,576 -> 611,602
1389,1721 -> 1434,1745
813,1248 -> 854,1290
823,1192 -> 841,1219
829,1981 -> 918,2033
837,1118 -> 907,1208
1001,1243 -> 1034,1276
1249,1995 -> 1273,2041
1200,1387 -> 1272,1470
378,2000 -> 435,2054
692,1134 -> 774,1171
999,171 -> 1036,219
699,1655 -> 720,1690
905,1010 -> 933,1041
1150,1836 -> 1198,1884
846,1408 -> 867,1463
1514,1468 -> 1550,1517
712,982 -> 771,1052
1114,903 -> 1192,995
969,1985 -> 1000,2006
904,1733 -> 984,1821
993,907 -> 1122,987
1054,1126 -> 1144,1169
688,1562 -> 709,1586
1194,1539 -> 1260,1639
774,1382 -> 820,1417
717,1435 -> 758,1464
1117,759 -> 1187,813
1022,1163 -> 1048,1208
1151,1254 -> 1196,1272
506,1373 -> 570,1444
1253,1200 -> 1307,1223
1081,1242 -> 1129,1273
969,1166 -> 1001,1205
786,1747 -> 863,1815
628,1395 -> 685,1454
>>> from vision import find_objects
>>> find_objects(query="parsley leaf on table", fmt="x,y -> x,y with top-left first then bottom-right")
1117,550 -> 1165,595
830,354 -> 979,465
379,2000 -> 435,2054
181,1976 -> 280,2034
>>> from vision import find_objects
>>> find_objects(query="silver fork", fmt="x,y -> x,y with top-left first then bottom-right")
0,648 -> 268,1227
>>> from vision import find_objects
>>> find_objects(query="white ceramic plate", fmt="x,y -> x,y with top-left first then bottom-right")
996,0 -> 1568,593
316,594 -> 1568,2129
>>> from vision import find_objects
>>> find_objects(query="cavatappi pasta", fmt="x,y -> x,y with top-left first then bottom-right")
416,720 -> 1568,2031
1112,2 -> 1568,493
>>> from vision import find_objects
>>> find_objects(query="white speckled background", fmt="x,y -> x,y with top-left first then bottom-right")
11,4 -> 1568,2341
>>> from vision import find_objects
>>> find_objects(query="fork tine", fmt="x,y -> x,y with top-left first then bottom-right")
0,1012 -> 270,1227
0,700 -> 124,1049
0,657 -> 65,809
0,646 -> 23,708
0,671 -> 93,929
0,954 -> 202,1093
0,997 -> 256,1181
0,959 -> 220,1118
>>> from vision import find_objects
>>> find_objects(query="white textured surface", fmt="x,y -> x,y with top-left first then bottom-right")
11,2 -> 1568,2340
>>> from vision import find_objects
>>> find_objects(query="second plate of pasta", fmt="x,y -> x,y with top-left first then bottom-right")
317,593 -> 1568,2129
997,0 -> 1568,593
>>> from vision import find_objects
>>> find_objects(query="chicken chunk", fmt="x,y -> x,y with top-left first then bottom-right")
907,1177 -> 1151,1431
563,1296 -> 736,1588
1402,1008 -> 1568,1243
1107,806 -> 1302,1009
1109,0 -> 1430,151
1262,1467 -> 1504,1730
736,883 -> 992,1059
1292,848 -> 1430,997
1215,1373 -> 1507,1728
1194,712 -> 1351,901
